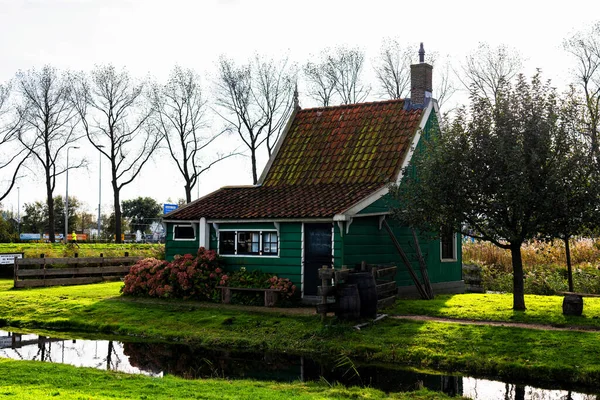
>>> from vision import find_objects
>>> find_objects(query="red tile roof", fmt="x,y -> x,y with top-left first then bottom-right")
263,99 -> 422,186
165,183 -> 385,220
167,99 -> 423,221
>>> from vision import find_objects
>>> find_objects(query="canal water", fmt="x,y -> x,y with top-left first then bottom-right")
0,330 -> 597,399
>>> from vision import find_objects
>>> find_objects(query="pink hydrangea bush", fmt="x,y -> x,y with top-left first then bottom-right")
121,247 -> 226,300
267,275 -> 296,298
121,258 -> 169,297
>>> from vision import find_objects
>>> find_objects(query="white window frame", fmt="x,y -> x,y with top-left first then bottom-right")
173,224 -> 197,241
217,229 -> 279,258
440,230 -> 457,262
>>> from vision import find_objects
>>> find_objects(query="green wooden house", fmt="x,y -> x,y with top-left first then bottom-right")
163,51 -> 463,298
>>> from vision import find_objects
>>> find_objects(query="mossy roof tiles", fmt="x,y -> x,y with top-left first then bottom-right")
167,99 -> 423,220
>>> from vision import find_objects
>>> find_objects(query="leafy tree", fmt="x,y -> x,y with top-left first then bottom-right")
102,212 -> 129,240
539,86 -> 600,291
392,73 -> 580,310
0,209 -> 18,242
20,196 -> 80,236
20,201 -> 45,234
122,197 -> 161,234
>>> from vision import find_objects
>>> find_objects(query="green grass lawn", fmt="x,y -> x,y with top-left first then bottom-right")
0,243 -> 164,259
392,293 -> 600,327
0,359 -> 458,400
2,280 -> 600,387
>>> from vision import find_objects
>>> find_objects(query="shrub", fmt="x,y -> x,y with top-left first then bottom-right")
225,267 -> 296,298
222,267 -> 297,306
121,258 -> 169,297
121,247 -> 226,300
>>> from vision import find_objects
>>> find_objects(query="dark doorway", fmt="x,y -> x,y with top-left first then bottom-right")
303,223 -> 332,296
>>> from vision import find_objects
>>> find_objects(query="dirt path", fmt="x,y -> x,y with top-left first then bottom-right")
114,297 -> 600,331
391,314 -> 600,332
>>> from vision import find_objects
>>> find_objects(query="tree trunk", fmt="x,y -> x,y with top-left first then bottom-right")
251,149 -> 258,184
514,385 -> 525,400
185,181 -> 192,204
46,180 -> 55,243
565,236 -> 574,292
510,242 -> 526,310
113,180 -> 121,244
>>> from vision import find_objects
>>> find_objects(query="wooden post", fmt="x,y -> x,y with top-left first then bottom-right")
382,220 -> 429,300
13,257 -> 18,288
411,227 -> 434,299
40,254 -> 46,286
321,265 -> 329,322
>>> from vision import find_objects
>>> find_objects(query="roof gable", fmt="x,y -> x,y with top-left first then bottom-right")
262,99 -> 423,187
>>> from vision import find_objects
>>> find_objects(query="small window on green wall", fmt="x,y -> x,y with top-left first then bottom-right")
440,227 -> 456,261
174,225 -> 196,241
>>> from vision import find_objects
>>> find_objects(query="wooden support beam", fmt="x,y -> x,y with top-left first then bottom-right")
411,227 -> 435,299
382,219 -> 430,300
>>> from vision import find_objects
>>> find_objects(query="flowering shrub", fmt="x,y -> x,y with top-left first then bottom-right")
121,258 -> 169,297
121,247 -> 226,300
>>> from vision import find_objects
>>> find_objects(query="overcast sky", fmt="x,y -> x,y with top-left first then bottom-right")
1,0 -> 598,218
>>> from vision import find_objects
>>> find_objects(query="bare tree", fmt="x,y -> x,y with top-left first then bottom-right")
564,21 -> 600,161
304,46 -> 370,106
152,66 -> 238,203
0,80 -> 29,202
215,55 -> 295,184
374,39 -> 414,100
458,43 -> 523,105
374,40 -> 457,108
16,66 -> 83,242
72,65 -> 161,243
303,60 -> 337,107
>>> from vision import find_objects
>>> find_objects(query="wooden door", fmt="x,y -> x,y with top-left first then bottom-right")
303,223 -> 332,296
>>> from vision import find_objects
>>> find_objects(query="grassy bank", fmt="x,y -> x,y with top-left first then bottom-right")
392,293 -> 600,327
0,243 -> 164,259
2,280 -> 600,386
0,359 -> 455,400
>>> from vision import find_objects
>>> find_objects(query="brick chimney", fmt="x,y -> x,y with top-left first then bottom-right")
410,43 -> 433,107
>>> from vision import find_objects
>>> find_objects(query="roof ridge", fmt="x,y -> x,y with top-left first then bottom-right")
298,98 -> 406,113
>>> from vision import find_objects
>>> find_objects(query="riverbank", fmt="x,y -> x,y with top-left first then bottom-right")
1,280 -> 600,387
0,359 -> 457,399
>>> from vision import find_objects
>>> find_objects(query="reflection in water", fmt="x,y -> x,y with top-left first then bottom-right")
1,330 -> 599,399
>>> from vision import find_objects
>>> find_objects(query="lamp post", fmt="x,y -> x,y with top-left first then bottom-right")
65,146 -> 79,243
97,145 -> 105,241
17,186 -> 20,235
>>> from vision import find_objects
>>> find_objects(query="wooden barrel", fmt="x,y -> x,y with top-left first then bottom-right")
562,294 -> 583,316
347,272 -> 378,318
336,284 -> 361,320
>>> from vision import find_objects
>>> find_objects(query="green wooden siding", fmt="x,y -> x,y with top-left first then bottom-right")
209,222 -> 303,288
341,216 -> 462,287
357,197 -> 390,215
165,223 -> 200,261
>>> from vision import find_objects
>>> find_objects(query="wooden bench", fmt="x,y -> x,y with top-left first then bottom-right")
216,286 -> 281,307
